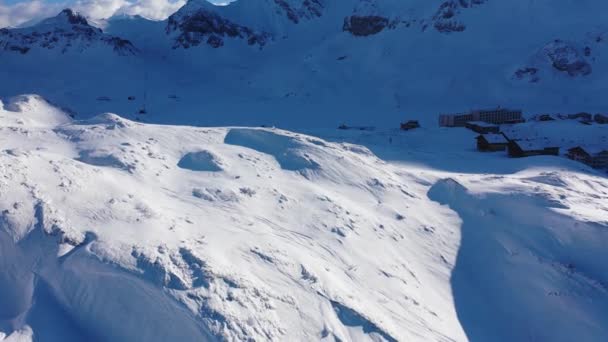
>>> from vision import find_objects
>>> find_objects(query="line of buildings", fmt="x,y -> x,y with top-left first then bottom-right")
439,107 -> 563,158
474,130 -> 607,169
439,108 -> 525,127
438,107 -> 607,169
475,133 -> 560,157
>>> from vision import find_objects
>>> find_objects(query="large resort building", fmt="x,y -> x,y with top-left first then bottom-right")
439,108 -> 524,127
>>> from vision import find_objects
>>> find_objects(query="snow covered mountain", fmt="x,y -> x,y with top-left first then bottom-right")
0,9 -> 136,56
1,1 -> 608,341
1,94 -> 607,342
0,0 -> 607,127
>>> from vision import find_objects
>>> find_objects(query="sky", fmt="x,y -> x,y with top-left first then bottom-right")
0,0 -> 227,28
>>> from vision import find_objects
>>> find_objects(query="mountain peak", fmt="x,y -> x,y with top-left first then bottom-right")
0,8 -> 137,56
35,8 -> 91,29
59,8 -> 89,26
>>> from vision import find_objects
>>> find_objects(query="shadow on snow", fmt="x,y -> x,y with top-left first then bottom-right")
427,178 -> 608,342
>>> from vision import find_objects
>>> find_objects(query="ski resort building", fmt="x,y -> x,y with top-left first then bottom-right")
567,146 -> 608,169
538,114 -> 555,121
400,120 -> 420,130
566,112 -> 593,123
476,134 -> 509,151
439,108 -> 524,127
338,124 -> 375,131
595,114 -> 608,124
466,121 -> 500,134
508,140 -> 559,158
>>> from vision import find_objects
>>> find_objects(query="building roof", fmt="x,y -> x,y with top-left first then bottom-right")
568,146 -> 590,156
479,133 -> 508,144
512,140 -> 559,151
468,121 -> 499,127
473,107 -> 523,113
570,145 -> 608,155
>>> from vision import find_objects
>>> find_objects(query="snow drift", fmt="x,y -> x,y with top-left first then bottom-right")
1,95 -> 607,341
0,95 -> 464,341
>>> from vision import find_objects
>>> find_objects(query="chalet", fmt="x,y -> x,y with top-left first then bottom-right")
590,150 -> 608,169
538,114 -> 555,121
567,146 -> 608,169
439,107 -> 524,127
567,146 -> 590,162
508,140 -> 559,158
595,114 -> 608,124
476,133 -> 509,152
466,121 -> 500,134
338,124 -> 375,131
567,112 -> 592,122
400,120 -> 420,130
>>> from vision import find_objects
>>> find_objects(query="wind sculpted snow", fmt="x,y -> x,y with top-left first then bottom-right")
0,95 -> 464,341
1,95 -> 607,341
429,179 -> 608,341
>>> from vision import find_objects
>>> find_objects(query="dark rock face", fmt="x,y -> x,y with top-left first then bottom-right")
545,40 -> 592,76
0,9 -> 137,56
434,21 -> 465,33
274,0 -> 324,23
584,46 -> 591,56
61,9 -> 88,26
166,9 -> 271,49
553,59 -> 592,76
514,67 -> 540,83
206,35 -> 224,48
514,39 -> 595,82
431,0 -> 486,33
343,15 -> 390,37
341,0 -> 486,36
594,113 -> 608,124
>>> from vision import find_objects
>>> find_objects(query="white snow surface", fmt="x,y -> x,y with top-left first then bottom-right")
1,95 -> 608,341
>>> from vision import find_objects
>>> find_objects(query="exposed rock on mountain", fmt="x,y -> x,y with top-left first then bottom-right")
0,9 -> 137,55
514,67 -> 540,83
166,3 -> 272,49
515,38 -> 595,82
544,39 -> 592,76
342,15 -> 391,37
274,0 -> 324,23
431,0 -> 487,33
341,0 -> 400,37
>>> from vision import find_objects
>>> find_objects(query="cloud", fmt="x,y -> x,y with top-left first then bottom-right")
0,0 -> 64,28
0,0 -> 201,28
73,0 -> 187,21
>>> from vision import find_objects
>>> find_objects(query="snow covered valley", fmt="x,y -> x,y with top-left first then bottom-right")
2,0 -> 608,127
1,95 -> 607,341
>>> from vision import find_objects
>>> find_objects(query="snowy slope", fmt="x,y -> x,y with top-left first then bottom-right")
1,1 -> 608,340
0,95 -> 465,341
1,95 -> 608,341
1,1 -> 607,127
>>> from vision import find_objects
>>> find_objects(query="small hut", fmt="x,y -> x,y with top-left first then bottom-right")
400,120 -> 420,130
567,146 -> 608,169
476,134 -> 509,152
594,114 -> 608,124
